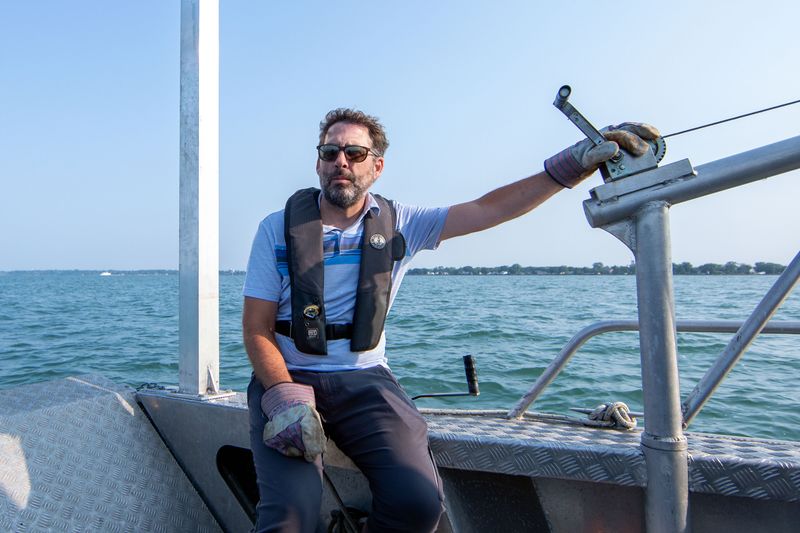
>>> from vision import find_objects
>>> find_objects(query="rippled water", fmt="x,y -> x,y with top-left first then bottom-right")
1,271 -> 798,441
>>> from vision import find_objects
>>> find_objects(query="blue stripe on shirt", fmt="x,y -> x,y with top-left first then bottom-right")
275,244 -> 363,275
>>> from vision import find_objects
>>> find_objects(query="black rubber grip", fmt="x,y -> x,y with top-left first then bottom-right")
463,355 -> 479,396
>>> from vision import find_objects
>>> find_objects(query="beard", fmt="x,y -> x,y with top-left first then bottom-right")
320,170 -> 372,209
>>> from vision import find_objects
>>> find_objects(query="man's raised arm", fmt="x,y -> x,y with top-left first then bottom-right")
440,122 -> 660,241
440,171 -> 561,240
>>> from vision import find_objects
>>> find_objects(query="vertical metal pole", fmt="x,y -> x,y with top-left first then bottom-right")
179,0 -> 219,395
633,202 -> 689,533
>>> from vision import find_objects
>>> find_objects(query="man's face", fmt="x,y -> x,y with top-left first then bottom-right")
316,122 -> 384,209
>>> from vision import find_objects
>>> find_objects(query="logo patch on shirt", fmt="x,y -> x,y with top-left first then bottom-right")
369,233 -> 386,250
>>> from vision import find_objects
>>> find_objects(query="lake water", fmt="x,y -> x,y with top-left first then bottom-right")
1,271 -> 798,441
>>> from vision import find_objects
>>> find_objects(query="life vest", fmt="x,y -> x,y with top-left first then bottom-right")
283,188 -> 406,355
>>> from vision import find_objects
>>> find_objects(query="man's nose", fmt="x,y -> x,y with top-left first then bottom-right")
334,149 -> 349,167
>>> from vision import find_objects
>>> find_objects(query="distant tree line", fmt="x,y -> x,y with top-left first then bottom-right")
407,261 -> 786,276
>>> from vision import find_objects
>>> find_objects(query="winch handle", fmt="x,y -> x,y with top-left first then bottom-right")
463,355 -> 480,396
411,355 -> 480,400
552,84 -> 606,148
553,84 -> 571,107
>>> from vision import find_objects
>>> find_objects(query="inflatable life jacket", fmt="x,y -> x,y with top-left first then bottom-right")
283,188 -> 406,355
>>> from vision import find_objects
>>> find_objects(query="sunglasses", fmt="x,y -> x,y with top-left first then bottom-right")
316,144 -> 380,163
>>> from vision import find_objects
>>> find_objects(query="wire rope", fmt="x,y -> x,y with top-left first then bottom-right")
663,98 -> 800,139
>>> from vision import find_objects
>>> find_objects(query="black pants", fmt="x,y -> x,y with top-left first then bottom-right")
247,366 -> 444,533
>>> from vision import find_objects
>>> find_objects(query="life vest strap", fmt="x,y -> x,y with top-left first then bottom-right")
274,320 -> 353,341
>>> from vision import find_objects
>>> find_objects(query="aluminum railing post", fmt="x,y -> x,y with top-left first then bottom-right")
178,0 -> 220,395
577,135 -> 800,532
633,201 -> 690,533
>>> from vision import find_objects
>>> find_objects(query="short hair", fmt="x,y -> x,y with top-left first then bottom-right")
319,108 -> 389,156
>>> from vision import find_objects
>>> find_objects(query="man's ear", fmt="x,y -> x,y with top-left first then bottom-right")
373,156 -> 384,179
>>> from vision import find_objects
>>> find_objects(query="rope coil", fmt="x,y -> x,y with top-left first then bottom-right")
136,382 -> 167,391
583,401 -> 638,430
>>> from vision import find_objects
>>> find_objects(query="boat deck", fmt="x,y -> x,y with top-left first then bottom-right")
424,410 -> 800,502
3,375 -> 799,532
0,376 -> 221,533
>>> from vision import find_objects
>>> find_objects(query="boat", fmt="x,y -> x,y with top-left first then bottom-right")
2,4 -> 799,532
132,132 -> 800,532
100,271 -> 112,276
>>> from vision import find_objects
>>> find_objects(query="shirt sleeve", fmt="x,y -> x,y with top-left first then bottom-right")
393,201 -> 450,258
242,217 -> 282,302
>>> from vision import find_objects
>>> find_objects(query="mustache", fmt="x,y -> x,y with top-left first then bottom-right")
324,171 -> 355,184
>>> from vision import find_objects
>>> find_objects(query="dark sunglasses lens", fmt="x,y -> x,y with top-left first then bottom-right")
318,145 -> 339,161
344,146 -> 369,162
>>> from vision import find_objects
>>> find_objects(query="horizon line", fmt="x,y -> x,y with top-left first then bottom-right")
1,258 -> 787,275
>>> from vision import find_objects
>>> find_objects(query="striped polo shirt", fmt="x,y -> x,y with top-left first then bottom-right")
243,193 -> 448,371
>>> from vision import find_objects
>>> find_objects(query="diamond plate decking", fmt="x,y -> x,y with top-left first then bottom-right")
424,410 -> 800,502
4,377 -> 799,532
194,393 -> 800,503
0,376 -> 221,533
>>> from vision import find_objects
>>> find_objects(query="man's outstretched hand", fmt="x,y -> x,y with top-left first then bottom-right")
261,382 -> 326,462
544,122 -> 661,188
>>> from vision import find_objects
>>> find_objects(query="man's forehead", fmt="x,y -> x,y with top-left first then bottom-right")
325,122 -> 370,142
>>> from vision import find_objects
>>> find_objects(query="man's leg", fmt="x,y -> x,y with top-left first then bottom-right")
294,366 -> 444,533
248,375 -> 324,533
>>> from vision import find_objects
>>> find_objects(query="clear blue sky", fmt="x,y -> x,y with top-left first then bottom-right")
1,1 -> 798,270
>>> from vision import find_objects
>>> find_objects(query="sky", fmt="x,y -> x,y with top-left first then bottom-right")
1,1 -> 799,271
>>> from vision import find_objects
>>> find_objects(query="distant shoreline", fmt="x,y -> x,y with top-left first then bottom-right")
1,261 -> 787,276
408,261 -> 786,276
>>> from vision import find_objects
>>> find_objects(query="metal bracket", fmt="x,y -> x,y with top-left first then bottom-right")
589,159 -> 696,203
139,388 -> 238,402
207,365 -> 220,394
600,219 -> 636,252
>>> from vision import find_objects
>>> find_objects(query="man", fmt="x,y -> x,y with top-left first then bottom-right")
243,108 -> 658,532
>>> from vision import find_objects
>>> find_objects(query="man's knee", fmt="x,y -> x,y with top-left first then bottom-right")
253,497 -> 323,533
249,415 -> 324,530
370,470 -> 443,532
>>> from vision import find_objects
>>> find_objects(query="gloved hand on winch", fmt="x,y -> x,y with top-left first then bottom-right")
544,122 -> 661,188
261,382 -> 326,462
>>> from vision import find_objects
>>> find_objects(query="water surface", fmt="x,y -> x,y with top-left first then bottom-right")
1,271 -> 797,441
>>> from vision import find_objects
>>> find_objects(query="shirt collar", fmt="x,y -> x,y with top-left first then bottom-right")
363,192 -> 381,216
320,192 -> 381,233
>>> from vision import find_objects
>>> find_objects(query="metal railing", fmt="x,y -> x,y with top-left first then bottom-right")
507,317 -> 800,421
683,251 -> 800,425
522,135 -> 800,533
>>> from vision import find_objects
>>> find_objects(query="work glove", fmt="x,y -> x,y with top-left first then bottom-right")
544,122 -> 661,188
261,382 -> 326,462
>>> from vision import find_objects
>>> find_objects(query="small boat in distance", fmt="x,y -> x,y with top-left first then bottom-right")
100,271 -> 112,276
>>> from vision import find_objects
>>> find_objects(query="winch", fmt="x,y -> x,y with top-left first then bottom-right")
553,84 -> 667,182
